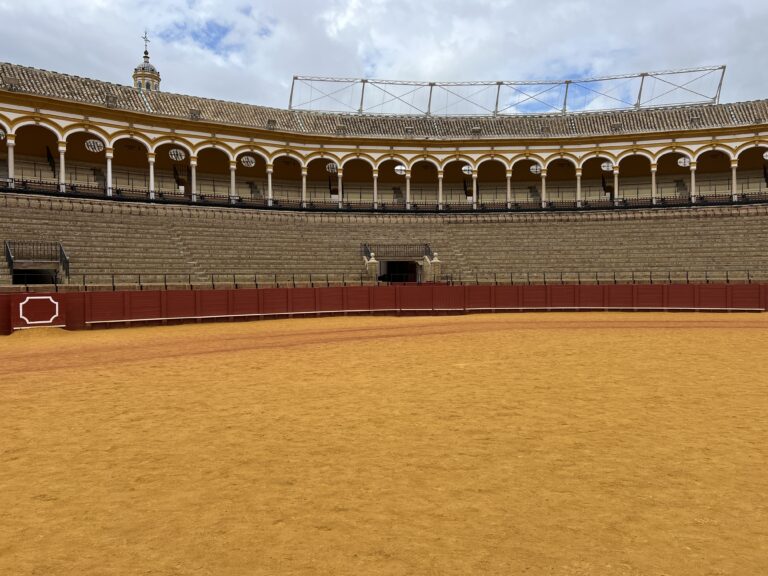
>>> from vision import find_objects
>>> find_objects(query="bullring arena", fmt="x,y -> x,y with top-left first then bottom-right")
2,48 -> 768,575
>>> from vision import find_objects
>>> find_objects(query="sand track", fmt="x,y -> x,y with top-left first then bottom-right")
1,313 -> 767,575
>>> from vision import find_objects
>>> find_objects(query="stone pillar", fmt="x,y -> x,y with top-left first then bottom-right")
364,252 -> 380,279
148,153 -> 155,200
613,166 -> 620,205
506,171 -> 512,209
58,141 -> 66,192
429,252 -> 441,282
372,170 -> 378,209
229,161 -> 237,204
7,137 -> 14,188
472,173 -> 478,209
541,171 -> 547,208
576,170 -> 582,207
651,165 -> 657,205
406,172 -> 411,210
731,160 -> 738,201
438,171 -> 444,210
190,159 -> 197,202
690,163 -> 697,203
337,170 -> 343,208
301,168 -> 307,208
105,149 -> 113,196
267,166 -> 273,206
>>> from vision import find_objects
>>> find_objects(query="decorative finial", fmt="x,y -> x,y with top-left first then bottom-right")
141,30 -> 151,55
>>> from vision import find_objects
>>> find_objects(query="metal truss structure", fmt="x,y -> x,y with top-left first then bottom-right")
289,66 -> 726,116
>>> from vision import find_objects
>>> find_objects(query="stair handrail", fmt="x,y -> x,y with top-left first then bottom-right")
4,240 -> 14,272
59,243 -> 70,277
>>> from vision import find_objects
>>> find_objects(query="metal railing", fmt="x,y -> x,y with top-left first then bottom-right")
361,243 -> 433,259
4,177 -> 768,214
4,240 -> 69,277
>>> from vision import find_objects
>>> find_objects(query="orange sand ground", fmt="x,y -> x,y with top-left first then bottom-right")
1,313 -> 767,576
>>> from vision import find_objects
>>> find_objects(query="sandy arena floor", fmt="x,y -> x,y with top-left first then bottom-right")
1,313 -> 767,575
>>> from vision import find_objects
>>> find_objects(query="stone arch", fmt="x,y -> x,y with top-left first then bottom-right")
476,157 -> 508,205
232,145 -> 270,165
476,154 -> 511,171
577,150 -> 616,169
150,137 -> 194,156
544,153 -> 578,170
196,146 -> 232,200
510,154 -> 546,170
112,136 -> 151,192
110,132 -> 152,152
62,125 -> 109,146
0,114 -> 11,134
442,158 -> 475,206
340,157 -> 374,205
11,117 -> 64,140
340,152 -> 376,170
509,157 -> 544,205
375,153 -> 410,170
194,141 -> 235,162
734,140 -> 768,158
64,130 -> 108,187
11,123 -> 62,182
304,150 -> 342,168
615,148 -> 654,164
407,155 -> 441,172
617,153 -> 653,201
653,146 -> 694,164
439,154 -> 475,172
693,144 -> 735,162
409,158 -> 439,207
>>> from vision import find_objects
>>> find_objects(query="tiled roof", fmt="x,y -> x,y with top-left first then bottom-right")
2,62 -> 766,140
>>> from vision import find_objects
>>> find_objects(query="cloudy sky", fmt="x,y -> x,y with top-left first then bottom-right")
1,0 -> 766,111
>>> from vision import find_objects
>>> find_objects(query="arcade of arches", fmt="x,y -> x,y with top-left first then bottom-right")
1,125 -> 767,209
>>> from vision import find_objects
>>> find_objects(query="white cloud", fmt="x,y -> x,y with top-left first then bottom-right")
1,0 -> 766,109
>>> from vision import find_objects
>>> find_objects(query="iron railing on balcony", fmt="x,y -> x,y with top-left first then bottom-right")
361,243 -> 434,260
4,240 -> 69,277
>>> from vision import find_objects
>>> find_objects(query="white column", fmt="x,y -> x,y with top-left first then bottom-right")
406,173 -> 411,209
267,166 -> 273,206
438,172 -> 444,210
229,161 -> 237,204
148,154 -> 155,200
472,173 -> 478,209
541,171 -> 547,208
58,142 -> 66,192
7,138 -> 15,188
190,160 -> 197,202
301,168 -> 307,208
372,170 -> 378,209
506,172 -> 512,209
576,170 -> 582,207
105,151 -> 113,196
613,166 -> 620,205
690,164 -> 697,203
731,161 -> 738,201
337,171 -> 343,208
651,166 -> 657,205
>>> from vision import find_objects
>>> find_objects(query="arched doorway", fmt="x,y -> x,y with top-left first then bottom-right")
235,151 -> 267,205
154,143 -> 191,199
545,158 -> 577,207
112,137 -> 150,196
477,158 -> 507,208
306,157 -> 340,208
341,158 -> 374,207
617,154 -> 652,204
377,159 -> 407,210
65,131 -> 107,192
442,159 -> 473,210
695,149 -> 732,201
656,151 -> 692,205
12,125 -> 59,185
510,158 -> 543,208
736,145 -> 768,199
409,159 -> 438,209
196,147 -> 231,202
270,154 -> 301,206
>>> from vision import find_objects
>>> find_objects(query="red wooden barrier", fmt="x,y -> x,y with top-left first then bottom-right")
2,283 -> 766,334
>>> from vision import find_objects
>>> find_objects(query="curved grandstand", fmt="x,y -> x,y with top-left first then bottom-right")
1,52 -> 767,289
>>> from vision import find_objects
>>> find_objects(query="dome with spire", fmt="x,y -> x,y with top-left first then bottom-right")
133,32 -> 161,92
